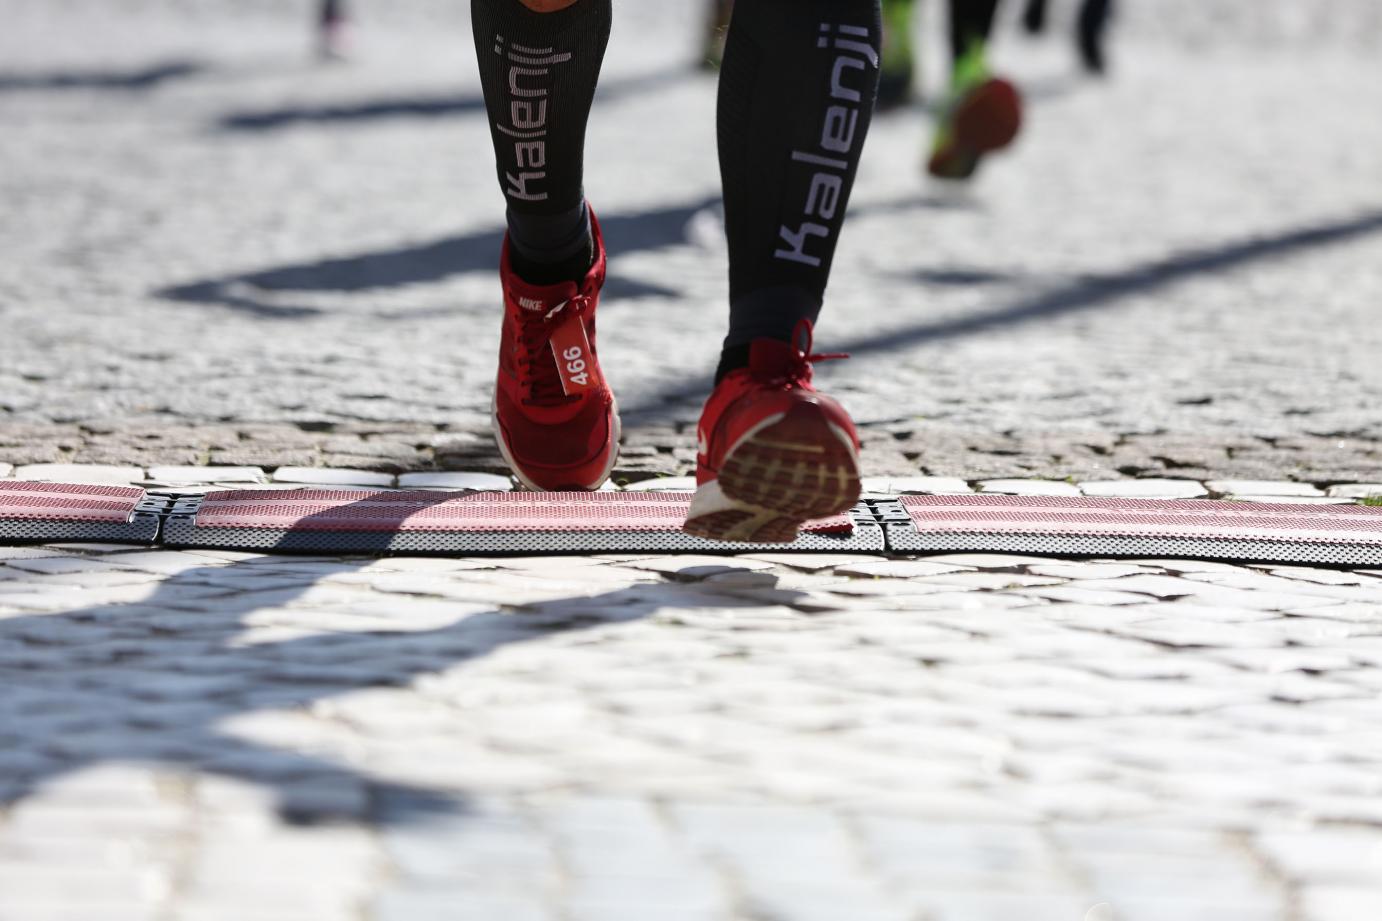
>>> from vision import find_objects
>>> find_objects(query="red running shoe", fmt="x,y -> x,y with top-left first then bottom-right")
927,76 -> 1022,180
684,321 -> 861,543
492,208 -> 619,491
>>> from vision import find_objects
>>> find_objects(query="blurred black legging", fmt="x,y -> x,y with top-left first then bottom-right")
320,0 -> 345,26
950,0 -> 1001,60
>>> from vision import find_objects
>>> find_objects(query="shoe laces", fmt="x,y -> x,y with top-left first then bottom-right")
756,318 -> 848,390
514,293 -> 594,405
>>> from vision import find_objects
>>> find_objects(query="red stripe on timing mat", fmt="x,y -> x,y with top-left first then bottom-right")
0,481 -> 144,523
194,489 -> 854,534
901,495 -> 1382,545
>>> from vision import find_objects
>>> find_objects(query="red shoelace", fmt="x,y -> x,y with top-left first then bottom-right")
514,293 -> 594,406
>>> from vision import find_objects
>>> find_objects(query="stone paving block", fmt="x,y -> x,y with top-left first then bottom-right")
1078,479 -> 1209,498
621,476 -> 697,491
860,476 -> 972,494
1255,829 -> 1382,885
1298,885 -> 1382,921
1107,898 -> 1288,921
1027,563 -> 1162,580
833,560 -> 974,578
373,888 -> 556,921
11,463 -> 144,485
625,556 -> 775,580
1253,565 -> 1378,586
978,479 -> 1083,496
1207,480 -> 1325,497
269,467 -> 395,487
396,472 -> 514,490
145,465 -> 266,484
0,462 -> 11,477
1327,484 -> 1382,499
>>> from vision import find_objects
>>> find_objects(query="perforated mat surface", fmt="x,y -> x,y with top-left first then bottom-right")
0,481 -> 162,544
885,495 -> 1382,566
160,489 -> 882,555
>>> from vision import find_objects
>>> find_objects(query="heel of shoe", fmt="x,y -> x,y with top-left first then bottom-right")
716,400 -> 861,521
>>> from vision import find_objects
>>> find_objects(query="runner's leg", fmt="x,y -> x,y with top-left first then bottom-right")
715,0 -> 882,379
471,0 -> 611,284
474,0 -> 620,491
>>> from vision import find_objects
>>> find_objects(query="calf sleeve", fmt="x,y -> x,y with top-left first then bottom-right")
471,0 -> 611,273
717,0 -> 882,356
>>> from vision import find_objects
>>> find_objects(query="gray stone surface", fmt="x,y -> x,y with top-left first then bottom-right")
3,542 -> 1382,918
4,2 -> 1382,919
1079,479 -> 1209,499
0,0 -> 1379,484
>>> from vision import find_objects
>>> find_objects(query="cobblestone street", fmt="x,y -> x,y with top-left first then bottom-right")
2,0 -> 1382,919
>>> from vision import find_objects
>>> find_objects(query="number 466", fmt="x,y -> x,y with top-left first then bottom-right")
563,346 -> 589,387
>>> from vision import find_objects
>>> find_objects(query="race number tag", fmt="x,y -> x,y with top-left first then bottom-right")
549,316 -> 601,396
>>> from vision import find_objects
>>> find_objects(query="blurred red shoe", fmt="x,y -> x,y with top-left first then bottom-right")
684,321 -> 861,543
927,76 -> 1022,180
492,209 -> 619,491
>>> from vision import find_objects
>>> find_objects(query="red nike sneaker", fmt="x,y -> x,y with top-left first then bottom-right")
684,320 -> 861,543
492,208 -> 619,491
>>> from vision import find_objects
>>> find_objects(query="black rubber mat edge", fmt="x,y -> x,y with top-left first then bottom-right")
159,496 -> 885,556
874,499 -> 1382,567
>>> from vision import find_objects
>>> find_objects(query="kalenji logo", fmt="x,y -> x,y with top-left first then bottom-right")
775,22 -> 878,268
493,35 -> 573,203
518,296 -> 546,312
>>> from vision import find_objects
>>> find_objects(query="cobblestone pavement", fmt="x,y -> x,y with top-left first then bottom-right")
4,464 -> 1382,919
6,491 -> 1382,921
4,1 -> 1382,919
1,0 -> 1380,481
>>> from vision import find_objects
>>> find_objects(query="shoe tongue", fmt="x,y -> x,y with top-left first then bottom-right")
748,337 -> 798,378
508,275 -> 580,315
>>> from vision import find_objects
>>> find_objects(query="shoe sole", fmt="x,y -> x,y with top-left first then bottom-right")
928,78 -> 1022,179
683,400 -> 861,543
491,391 -> 621,492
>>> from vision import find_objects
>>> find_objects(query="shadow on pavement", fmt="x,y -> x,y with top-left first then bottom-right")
0,60 -> 205,92
156,196 -> 719,318
217,66 -> 692,132
619,205 -> 1382,424
0,491 -> 794,825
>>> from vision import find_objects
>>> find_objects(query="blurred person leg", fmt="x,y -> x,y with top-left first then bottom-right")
927,0 -> 1023,179
686,0 -> 881,542
1077,0 -> 1113,74
1021,0 -> 1047,34
317,0 -> 349,60
878,0 -> 919,109
472,0 -> 619,490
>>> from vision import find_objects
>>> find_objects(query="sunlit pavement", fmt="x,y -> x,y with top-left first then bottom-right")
2,2 -> 1382,919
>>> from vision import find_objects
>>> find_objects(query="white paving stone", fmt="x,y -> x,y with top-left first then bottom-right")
1326,484 -> 1382,499
0,462 -> 12,478
271,467 -> 395,487
860,476 -> 973,495
621,476 -> 698,491
1207,480 -> 1325,497
145,466 -> 266,484
833,560 -> 974,578
11,463 -> 144,485
978,479 -> 1083,496
1078,479 -> 1209,499
397,472 -> 514,490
